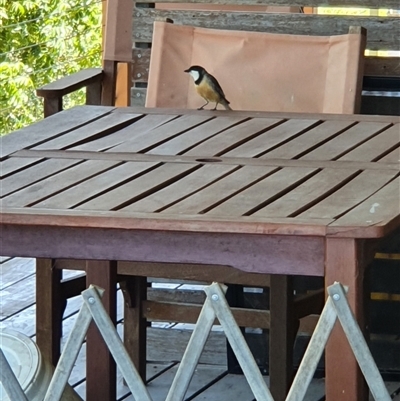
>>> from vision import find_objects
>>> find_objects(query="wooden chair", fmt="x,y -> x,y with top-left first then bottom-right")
38,1 -> 400,113
35,1 -> 398,400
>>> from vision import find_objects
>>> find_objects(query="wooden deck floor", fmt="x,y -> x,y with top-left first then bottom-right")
1,257 -> 399,400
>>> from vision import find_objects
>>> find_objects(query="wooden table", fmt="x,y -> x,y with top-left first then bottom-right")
1,106 -> 399,401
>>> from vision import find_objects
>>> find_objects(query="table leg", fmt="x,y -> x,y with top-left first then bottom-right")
86,260 -> 117,401
36,258 -> 63,366
325,238 -> 369,401
120,275 -> 147,381
269,274 -> 297,401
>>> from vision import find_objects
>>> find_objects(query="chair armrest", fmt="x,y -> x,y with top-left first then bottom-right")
37,68 -> 103,98
36,68 -> 104,117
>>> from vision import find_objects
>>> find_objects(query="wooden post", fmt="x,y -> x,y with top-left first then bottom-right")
102,0 -> 133,106
325,238 -> 369,401
43,97 -> 63,117
86,260 -> 117,401
115,63 -> 131,106
86,81 -> 102,105
120,275 -> 147,381
269,275 -> 297,401
36,258 -> 63,366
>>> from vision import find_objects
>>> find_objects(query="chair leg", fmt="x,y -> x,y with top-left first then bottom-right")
86,260 -> 117,401
120,275 -> 147,382
269,274 -> 297,401
36,258 -> 63,366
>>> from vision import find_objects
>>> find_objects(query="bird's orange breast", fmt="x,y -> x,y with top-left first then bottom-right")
196,80 -> 222,103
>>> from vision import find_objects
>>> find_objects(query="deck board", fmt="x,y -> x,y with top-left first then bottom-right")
0,274 -> 36,319
0,257 -> 35,290
1,257 -> 399,400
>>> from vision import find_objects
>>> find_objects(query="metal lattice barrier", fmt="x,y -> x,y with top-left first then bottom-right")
0,282 -> 392,401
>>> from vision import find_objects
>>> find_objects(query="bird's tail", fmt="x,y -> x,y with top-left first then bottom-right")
221,99 -> 232,111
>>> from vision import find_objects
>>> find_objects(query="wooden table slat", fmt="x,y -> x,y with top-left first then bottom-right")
76,163 -> 199,211
109,115 -> 214,153
33,112 -> 143,151
251,167 -> 359,218
183,118 -> 284,156
260,119 -> 356,160
1,158 -> 81,197
300,169 -> 400,219
0,157 -> 42,178
377,147 -> 400,163
329,176 -> 400,229
300,121 -> 393,161
121,163 -> 239,213
11,148 -> 400,171
222,118 -> 320,158
72,114 -> 178,152
162,165 -> 282,215
0,106 -> 114,159
338,124 -> 400,162
147,116 -> 248,156
206,166 -> 317,217
32,161 -> 158,210
1,160 -> 120,208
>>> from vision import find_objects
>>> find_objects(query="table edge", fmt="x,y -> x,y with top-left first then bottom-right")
2,208 -> 398,238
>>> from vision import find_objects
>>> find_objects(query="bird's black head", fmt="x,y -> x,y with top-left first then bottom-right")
184,65 -> 206,74
184,65 -> 207,84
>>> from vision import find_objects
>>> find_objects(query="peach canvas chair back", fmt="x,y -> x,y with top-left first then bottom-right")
146,21 -> 366,114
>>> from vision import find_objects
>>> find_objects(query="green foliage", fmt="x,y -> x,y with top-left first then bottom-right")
0,0 -> 102,134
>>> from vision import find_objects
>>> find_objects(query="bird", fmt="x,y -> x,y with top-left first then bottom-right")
184,65 -> 232,111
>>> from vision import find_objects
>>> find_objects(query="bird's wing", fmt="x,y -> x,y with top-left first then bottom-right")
209,74 -> 228,100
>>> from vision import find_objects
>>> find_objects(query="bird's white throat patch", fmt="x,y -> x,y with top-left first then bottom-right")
188,70 -> 200,82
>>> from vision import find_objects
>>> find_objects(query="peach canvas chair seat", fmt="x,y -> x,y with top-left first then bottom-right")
146,21 -> 366,114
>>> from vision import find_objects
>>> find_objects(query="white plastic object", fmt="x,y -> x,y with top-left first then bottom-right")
0,329 -> 82,401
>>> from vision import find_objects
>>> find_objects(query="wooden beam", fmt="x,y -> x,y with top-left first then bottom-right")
142,300 -> 271,328
325,238 -> 369,401
269,275 -> 297,401
86,260 -> 117,401
116,63 -> 131,106
36,258 -> 63,366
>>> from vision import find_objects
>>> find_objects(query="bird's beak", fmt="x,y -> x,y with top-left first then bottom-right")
184,68 -> 190,73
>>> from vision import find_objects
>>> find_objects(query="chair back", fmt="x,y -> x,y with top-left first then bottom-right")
102,0 -> 399,110
146,21 -> 366,114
